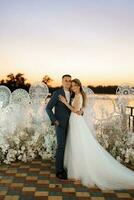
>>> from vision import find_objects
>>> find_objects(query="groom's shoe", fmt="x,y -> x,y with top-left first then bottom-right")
56,172 -> 67,180
61,169 -> 67,177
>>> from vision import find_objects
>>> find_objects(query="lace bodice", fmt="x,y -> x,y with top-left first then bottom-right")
72,93 -> 83,111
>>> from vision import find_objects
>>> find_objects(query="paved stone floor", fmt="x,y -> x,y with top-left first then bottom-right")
0,159 -> 134,200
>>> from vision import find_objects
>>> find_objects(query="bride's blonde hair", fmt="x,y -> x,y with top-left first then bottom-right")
72,78 -> 87,107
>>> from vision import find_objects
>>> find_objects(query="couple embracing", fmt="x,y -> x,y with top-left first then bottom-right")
46,74 -> 134,190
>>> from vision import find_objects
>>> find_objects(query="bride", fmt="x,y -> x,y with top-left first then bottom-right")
59,78 -> 134,190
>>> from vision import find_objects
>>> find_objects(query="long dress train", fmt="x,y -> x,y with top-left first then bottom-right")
64,94 -> 134,189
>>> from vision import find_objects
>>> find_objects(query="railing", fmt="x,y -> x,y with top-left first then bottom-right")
127,106 -> 134,132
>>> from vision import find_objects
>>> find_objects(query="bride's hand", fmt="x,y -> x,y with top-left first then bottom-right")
59,95 -> 67,104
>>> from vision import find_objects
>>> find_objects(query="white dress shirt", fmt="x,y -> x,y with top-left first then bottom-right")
64,89 -> 71,104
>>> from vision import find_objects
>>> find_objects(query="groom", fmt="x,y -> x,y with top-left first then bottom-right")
46,74 -> 72,179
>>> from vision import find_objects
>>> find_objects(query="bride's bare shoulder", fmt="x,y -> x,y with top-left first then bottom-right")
76,93 -> 82,97
77,93 -> 83,98
74,93 -> 83,102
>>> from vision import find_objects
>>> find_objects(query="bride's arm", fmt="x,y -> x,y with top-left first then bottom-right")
59,95 -> 80,113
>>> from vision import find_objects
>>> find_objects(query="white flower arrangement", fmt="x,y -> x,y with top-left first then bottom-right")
0,92 -> 133,170
96,113 -> 134,169
0,122 -> 56,164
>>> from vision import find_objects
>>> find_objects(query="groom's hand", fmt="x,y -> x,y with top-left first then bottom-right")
54,120 -> 60,127
76,109 -> 84,116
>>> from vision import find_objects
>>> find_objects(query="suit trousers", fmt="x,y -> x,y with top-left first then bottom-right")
55,123 -> 69,173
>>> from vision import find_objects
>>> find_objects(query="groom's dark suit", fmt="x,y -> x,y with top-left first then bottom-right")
46,87 -> 71,173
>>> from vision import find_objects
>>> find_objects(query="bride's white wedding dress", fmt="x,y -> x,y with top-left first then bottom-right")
64,93 -> 134,189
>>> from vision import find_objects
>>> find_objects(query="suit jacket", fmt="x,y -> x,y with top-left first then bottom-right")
46,87 -> 73,127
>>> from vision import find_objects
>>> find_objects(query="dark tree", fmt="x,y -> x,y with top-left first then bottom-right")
42,75 -> 53,86
0,73 -> 31,92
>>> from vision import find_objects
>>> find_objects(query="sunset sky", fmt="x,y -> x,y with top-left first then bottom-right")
0,0 -> 134,86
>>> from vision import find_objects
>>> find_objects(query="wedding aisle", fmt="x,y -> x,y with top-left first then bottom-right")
0,159 -> 133,200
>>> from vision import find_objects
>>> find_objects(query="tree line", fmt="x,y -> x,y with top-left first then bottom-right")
0,73 -> 118,94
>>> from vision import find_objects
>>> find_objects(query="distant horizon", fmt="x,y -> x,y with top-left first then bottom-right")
0,71 -> 134,87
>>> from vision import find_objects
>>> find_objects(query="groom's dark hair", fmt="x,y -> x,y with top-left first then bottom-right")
62,74 -> 71,79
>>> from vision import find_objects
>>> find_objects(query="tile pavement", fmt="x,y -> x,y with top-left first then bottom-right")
0,159 -> 134,200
